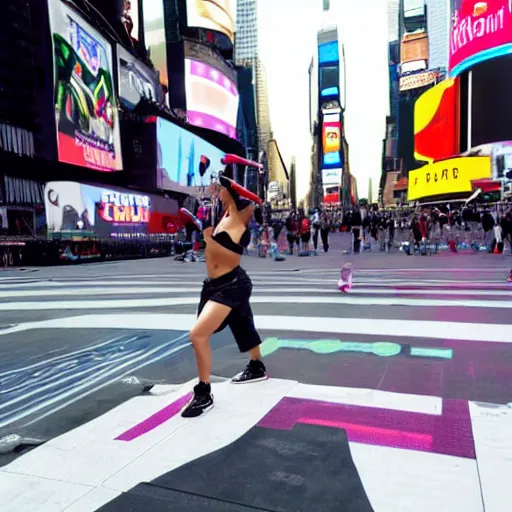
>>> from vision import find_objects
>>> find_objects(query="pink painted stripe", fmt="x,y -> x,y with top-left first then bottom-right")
115,392 -> 192,442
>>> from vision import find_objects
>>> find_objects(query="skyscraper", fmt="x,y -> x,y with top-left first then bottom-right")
425,0 -> 450,70
388,0 -> 399,42
234,0 -> 271,157
234,0 -> 258,65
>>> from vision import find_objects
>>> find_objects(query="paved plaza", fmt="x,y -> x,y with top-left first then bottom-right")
0,234 -> 511,511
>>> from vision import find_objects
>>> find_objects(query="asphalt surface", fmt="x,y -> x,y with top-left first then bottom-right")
0,233 -> 511,509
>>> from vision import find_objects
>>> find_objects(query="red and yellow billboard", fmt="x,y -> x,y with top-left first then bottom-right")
414,78 -> 459,163
449,0 -> 512,77
322,113 -> 341,154
408,156 -> 491,201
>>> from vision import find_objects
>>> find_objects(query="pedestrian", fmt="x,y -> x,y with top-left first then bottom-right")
320,212 -> 330,252
181,175 -> 267,418
311,208 -> 321,251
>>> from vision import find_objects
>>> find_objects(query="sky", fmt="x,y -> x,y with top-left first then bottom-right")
257,0 -> 389,202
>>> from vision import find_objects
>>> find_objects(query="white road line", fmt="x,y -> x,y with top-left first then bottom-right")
0,278 -> 510,290
0,286 -> 510,299
1,313 -> 510,343
0,295 -> 510,311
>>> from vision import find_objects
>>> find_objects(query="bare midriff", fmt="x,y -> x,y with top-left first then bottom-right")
204,243 -> 241,279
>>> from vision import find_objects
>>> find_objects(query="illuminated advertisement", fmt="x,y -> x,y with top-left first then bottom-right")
157,117 -> 226,194
45,182 -> 150,236
143,0 -> 168,86
401,31 -> 428,64
318,41 -> 339,65
323,152 -> 342,167
449,0 -> 512,77
48,1 -> 122,171
322,114 -> 341,154
414,78 -> 459,163
322,168 -> 342,185
118,45 -> 161,109
186,0 -> 236,42
45,181 -> 180,236
184,41 -> 238,139
323,185 -> 340,204
123,0 -> 140,41
408,156 -> 491,201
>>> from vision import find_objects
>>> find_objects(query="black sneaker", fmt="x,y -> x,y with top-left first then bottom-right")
181,382 -> 214,418
231,360 -> 268,384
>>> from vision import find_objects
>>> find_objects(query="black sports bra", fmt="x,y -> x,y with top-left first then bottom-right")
212,229 -> 250,255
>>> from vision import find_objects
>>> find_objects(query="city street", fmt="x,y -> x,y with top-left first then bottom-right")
0,234 -> 511,511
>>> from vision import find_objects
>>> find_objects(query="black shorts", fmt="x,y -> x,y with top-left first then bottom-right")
301,232 -> 311,243
197,266 -> 261,353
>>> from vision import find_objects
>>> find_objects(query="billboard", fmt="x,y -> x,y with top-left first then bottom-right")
118,46 -> 161,109
400,31 -> 429,64
123,0 -> 140,41
157,117 -> 226,194
45,181 -> 179,236
184,41 -> 239,139
323,152 -> 342,167
322,114 -> 341,154
318,41 -> 339,65
322,168 -> 342,185
414,78 -> 459,163
407,156 -> 491,201
143,0 -> 168,86
449,0 -> 512,77
186,0 -> 236,43
48,1 -> 122,171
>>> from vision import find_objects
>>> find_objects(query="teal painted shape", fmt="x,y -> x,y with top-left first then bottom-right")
261,338 -> 453,360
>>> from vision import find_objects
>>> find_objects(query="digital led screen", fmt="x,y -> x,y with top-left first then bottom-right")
414,78 -> 459,163
186,0 -> 236,43
118,45 -> 161,109
323,152 -> 342,167
185,58 -> 239,139
323,113 -> 341,154
322,168 -> 342,185
143,0 -> 168,86
318,40 -> 339,65
321,86 -> 339,98
123,0 -> 140,41
48,0 -> 122,172
408,156 -> 491,201
449,0 -> 512,77
157,117 -> 226,194
45,182 -> 150,236
320,66 -> 339,92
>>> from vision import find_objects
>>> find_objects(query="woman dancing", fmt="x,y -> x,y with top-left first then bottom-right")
181,175 -> 267,418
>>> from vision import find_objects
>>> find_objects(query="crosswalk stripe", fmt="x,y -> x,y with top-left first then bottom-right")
1,313 -> 510,343
0,286 -> 510,299
0,294 -> 510,311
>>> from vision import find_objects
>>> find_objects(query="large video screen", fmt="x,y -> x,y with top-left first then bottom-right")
319,40 -> 339,65
185,58 -> 239,139
45,182 -> 151,236
45,181 -> 180,236
48,1 -> 122,171
118,45 -> 161,110
322,113 -> 341,154
186,0 -> 236,43
143,0 -> 168,86
157,117 -> 226,194
449,0 -> 512,77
